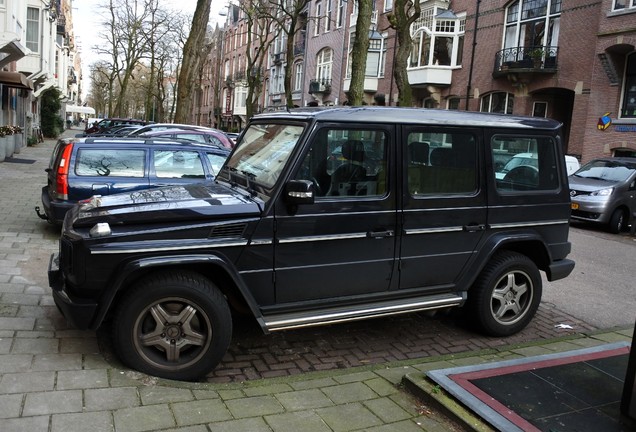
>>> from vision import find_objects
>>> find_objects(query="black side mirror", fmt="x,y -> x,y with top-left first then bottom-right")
285,180 -> 315,205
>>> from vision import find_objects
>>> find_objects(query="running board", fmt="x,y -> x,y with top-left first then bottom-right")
262,293 -> 465,332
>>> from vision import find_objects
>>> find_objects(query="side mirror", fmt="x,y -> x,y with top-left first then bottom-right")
284,180 -> 315,205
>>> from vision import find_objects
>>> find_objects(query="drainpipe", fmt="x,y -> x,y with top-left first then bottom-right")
465,0 -> 480,111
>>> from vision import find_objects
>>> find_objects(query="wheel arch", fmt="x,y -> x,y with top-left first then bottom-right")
90,254 -> 263,330
460,233 -> 551,292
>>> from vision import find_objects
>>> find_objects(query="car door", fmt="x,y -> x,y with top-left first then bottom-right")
271,125 -> 398,304
398,127 -> 487,292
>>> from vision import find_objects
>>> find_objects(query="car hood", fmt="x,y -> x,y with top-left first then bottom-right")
71,182 -> 262,227
568,175 -> 619,191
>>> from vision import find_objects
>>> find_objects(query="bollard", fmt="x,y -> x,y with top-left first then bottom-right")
621,323 -> 636,427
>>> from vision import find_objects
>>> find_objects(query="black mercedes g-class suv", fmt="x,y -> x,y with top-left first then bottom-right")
49,107 -> 575,380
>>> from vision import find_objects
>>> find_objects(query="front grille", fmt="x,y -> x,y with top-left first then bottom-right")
571,209 -> 600,220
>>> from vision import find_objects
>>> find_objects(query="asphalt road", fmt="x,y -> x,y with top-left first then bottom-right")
542,223 -> 636,329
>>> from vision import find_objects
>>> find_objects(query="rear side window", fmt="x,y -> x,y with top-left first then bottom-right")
75,149 -> 145,177
406,131 -> 478,196
154,150 -> 205,178
206,153 -> 226,175
492,135 -> 559,192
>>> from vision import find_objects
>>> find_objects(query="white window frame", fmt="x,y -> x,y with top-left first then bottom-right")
26,7 -> 40,52
316,48 -> 333,82
481,92 -> 515,115
532,101 -> 548,118
294,62 -> 303,91
613,0 -> 636,11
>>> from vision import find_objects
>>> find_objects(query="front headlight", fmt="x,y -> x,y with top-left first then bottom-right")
591,187 -> 613,197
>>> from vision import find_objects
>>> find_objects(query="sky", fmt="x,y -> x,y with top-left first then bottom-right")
71,0 -> 227,99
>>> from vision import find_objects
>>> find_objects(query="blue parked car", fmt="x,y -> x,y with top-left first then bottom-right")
36,136 -> 230,224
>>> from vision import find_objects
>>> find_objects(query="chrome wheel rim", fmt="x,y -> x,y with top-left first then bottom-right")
490,270 -> 533,325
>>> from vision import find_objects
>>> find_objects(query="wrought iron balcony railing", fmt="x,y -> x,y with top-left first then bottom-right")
493,45 -> 559,76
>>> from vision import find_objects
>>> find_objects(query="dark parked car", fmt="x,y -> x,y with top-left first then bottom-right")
83,118 -> 149,135
48,107 -> 574,380
569,157 -> 636,233
35,137 -> 230,224
140,128 -> 234,149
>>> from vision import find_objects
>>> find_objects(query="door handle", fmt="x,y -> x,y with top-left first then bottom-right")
367,230 -> 394,238
464,224 -> 486,232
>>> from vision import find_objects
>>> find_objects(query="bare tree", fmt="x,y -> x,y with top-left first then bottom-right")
174,0 -> 211,123
387,0 -> 420,107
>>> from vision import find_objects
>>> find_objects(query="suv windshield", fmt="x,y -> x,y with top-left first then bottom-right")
221,123 -> 304,191
573,160 -> 636,182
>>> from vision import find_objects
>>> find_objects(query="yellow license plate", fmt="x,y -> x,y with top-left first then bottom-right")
571,203 -> 579,210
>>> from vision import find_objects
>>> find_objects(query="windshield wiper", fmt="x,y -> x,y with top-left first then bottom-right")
241,171 -> 257,197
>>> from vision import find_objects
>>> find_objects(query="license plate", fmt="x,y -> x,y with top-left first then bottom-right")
571,202 -> 579,210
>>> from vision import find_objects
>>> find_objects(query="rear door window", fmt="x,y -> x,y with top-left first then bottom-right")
75,149 -> 145,177
206,152 -> 226,176
492,136 -> 559,192
153,150 -> 206,179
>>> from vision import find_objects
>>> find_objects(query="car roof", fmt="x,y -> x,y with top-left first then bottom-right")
142,128 -> 221,135
253,107 -> 562,130
63,137 -> 229,152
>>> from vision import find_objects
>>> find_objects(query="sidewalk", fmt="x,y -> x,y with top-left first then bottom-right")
0,128 -> 633,432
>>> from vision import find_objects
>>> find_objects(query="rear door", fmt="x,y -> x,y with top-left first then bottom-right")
398,127 -> 487,292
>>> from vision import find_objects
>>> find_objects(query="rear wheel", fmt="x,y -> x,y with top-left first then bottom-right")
113,271 -> 232,381
467,251 -> 541,337
607,208 -> 626,234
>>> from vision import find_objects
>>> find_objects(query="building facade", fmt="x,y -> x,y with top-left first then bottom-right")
201,0 -> 636,163
0,0 -> 81,155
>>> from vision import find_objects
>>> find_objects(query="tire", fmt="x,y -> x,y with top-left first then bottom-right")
467,251 -> 542,337
113,271 -> 232,381
607,209 -> 625,234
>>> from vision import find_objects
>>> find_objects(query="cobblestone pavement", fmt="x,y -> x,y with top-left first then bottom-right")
0,129 -> 603,431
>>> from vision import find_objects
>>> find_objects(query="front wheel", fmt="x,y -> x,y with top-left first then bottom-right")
467,251 -> 542,337
113,271 -> 232,381
607,209 -> 626,234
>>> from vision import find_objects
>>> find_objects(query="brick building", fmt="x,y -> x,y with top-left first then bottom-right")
208,0 -> 636,163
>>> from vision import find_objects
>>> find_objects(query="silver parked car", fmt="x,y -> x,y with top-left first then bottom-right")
569,157 -> 636,233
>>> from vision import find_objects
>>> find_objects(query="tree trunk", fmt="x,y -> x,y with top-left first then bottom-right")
175,0 -> 211,124
348,0 -> 372,106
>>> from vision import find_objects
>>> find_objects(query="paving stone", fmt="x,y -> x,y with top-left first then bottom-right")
225,395 -> 285,418
171,399 -> 232,425
0,393 -> 23,419
11,337 -> 59,354
0,317 -> 35,330
84,387 -> 140,411
51,411 -> 115,432
265,410 -> 333,432
0,415 -> 50,432
243,382 -> 293,397
0,371 -> 55,394
363,397 -> 412,423
57,369 -> 109,390
23,389 -> 83,416
208,417 -> 272,432
321,381 -> 378,404
316,402 -> 383,432
274,388 -> 334,411
139,386 -> 194,405
114,404 -> 176,432
32,353 -> 82,371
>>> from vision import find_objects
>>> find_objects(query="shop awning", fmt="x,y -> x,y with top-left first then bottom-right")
66,105 -> 96,115
0,71 -> 33,90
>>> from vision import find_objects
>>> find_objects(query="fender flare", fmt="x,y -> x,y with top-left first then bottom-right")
89,254 -> 263,329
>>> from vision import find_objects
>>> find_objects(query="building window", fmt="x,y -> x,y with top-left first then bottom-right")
336,0 -> 345,27
315,1 -> 322,36
325,0 -> 332,32
613,0 -> 636,11
384,0 -> 393,12
481,92 -> 514,115
533,101 -> 548,117
294,62 -> 303,91
409,7 -> 465,68
503,0 -> 561,60
347,32 -> 386,78
316,48 -> 333,82
447,98 -> 461,110
26,7 -> 39,52
621,54 -> 636,118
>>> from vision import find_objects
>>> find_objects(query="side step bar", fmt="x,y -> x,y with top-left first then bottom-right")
262,293 -> 465,332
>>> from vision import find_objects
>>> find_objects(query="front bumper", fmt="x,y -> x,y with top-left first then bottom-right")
48,253 -> 98,330
570,196 -> 611,224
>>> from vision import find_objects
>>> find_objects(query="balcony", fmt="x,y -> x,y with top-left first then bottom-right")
309,79 -> 331,94
493,46 -> 559,78
407,66 -> 452,86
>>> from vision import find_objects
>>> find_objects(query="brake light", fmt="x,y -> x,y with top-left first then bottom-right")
56,144 -> 73,200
